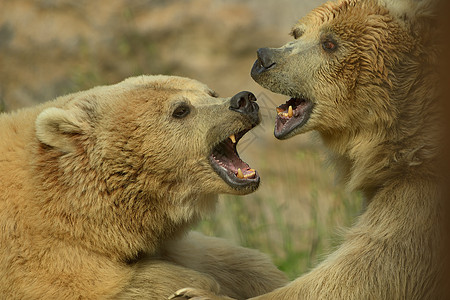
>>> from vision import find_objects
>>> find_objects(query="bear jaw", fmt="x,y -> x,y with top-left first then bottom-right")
209,129 -> 260,193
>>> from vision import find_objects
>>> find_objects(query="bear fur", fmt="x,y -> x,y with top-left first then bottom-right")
172,0 -> 443,299
0,75 -> 288,299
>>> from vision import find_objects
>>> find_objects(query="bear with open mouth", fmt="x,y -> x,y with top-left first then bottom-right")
172,0 -> 442,299
0,75 -> 288,299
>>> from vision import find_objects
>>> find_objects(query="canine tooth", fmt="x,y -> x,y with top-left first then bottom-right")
237,168 -> 244,179
288,106 -> 293,118
229,134 -> 236,144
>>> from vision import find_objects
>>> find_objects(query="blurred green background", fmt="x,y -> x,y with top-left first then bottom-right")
0,0 -> 363,279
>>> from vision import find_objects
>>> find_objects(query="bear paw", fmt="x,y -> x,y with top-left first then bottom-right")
168,288 -> 234,300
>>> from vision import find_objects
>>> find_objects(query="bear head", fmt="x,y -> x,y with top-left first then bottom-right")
251,0 -> 438,143
32,75 -> 260,257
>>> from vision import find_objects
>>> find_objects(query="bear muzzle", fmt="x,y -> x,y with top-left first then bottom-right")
229,91 -> 259,126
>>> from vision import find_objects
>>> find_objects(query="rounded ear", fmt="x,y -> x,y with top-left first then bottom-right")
35,107 -> 86,152
382,0 -> 438,27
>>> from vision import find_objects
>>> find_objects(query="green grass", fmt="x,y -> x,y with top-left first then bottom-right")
196,145 -> 363,280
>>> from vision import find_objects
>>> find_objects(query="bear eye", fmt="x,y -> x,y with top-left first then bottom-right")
322,39 -> 338,52
172,104 -> 191,119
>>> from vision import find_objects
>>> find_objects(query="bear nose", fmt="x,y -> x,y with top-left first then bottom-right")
229,91 -> 259,118
251,48 -> 278,79
256,48 -> 276,69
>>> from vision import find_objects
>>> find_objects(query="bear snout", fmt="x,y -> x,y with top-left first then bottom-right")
256,48 -> 276,70
251,47 -> 278,80
229,91 -> 259,124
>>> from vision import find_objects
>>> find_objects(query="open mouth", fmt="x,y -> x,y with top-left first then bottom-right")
275,97 -> 314,139
209,130 -> 260,190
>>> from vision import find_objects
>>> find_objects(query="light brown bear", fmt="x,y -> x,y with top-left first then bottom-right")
172,0 -> 442,299
0,75 -> 288,299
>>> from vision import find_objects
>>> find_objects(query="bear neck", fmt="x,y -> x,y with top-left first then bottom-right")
30,147 -> 213,262
320,66 -> 440,203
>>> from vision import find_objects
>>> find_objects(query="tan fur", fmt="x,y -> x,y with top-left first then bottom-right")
0,75 -> 288,299
172,0 -> 443,299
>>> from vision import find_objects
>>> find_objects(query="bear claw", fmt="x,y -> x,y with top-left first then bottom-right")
168,288 -> 203,300
168,288 -> 231,300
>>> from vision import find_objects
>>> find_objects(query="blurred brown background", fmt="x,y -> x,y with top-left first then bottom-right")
0,0 -> 325,110
0,0 -> 363,278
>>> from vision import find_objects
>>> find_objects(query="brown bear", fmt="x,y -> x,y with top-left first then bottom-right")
171,0 -> 443,299
0,75 -> 288,299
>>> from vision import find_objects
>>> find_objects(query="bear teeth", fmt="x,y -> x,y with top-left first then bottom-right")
288,106 -> 293,118
277,106 -> 294,119
229,134 -> 236,144
245,169 -> 256,179
236,168 -> 257,179
237,168 -> 244,179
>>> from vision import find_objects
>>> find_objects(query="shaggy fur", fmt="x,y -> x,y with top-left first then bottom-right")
172,0 -> 443,299
0,75 -> 288,299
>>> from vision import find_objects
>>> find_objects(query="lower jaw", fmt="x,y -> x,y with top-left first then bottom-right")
219,172 -> 260,193
274,99 -> 314,139
209,159 -> 260,193
274,117 -> 310,140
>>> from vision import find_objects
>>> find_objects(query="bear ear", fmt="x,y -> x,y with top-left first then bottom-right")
382,0 -> 438,24
35,107 -> 88,152
382,0 -> 439,48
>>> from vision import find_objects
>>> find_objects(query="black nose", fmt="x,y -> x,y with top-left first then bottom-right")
229,91 -> 259,118
256,48 -> 276,69
251,48 -> 277,79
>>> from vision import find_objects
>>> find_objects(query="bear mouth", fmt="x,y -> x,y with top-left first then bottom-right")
209,130 -> 260,190
274,97 -> 314,139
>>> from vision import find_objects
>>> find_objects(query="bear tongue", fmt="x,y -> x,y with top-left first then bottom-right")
213,150 -> 249,173
211,143 -> 255,179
